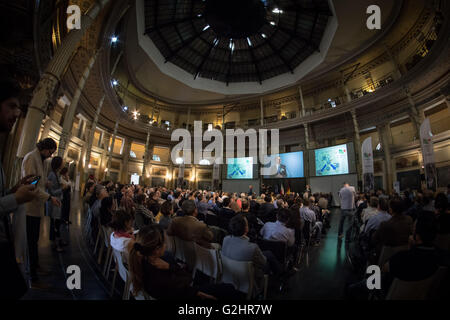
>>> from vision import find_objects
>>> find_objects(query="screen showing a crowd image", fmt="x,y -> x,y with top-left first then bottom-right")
263,151 -> 304,178
226,157 -> 253,179
314,144 -> 349,176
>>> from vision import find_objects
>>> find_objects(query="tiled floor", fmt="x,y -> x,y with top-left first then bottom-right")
21,197 -> 355,300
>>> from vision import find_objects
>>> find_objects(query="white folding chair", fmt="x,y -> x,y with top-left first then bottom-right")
386,275 -> 436,300
110,248 -> 131,299
173,237 -> 196,271
220,254 -> 255,300
193,243 -> 222,282
378,245 -> 409,267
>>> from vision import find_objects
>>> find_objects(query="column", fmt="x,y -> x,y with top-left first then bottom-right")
404,85 -> 423,140
58,50 -> 100,157
303,123 -> 310,185
16,0 -> 110,158
82,95 -> 105,180
298,85 -> 306,117
351,110 -> 362,184
41,117 -> 53,140
106,120 -> 119,177
260,97 -> 264,126
378,124 -> 394,193
121,139 -> 131,183
142,128 -> 151,184
341,73 -> 352,103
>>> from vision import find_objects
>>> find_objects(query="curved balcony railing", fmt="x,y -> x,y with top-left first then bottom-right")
111,8 -> 445,135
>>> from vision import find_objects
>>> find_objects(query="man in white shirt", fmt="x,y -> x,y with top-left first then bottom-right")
260,208 -> 295,247
338,182 -> 356,239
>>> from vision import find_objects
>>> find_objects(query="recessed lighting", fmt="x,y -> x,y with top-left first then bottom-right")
213,38 -> 219,47
111,36 -> 118,43
123,106 -> 128,111
112,80 -> 118,86
272,8 -> 283,14
270,21 -> 276,26
247,37 -> 252,46
261,33 -> 267,38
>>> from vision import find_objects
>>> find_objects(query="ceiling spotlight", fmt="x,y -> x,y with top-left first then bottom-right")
272,8 -> 283,14
247,37 -> 252,47
112,80 -> 118,86
213,38 -> 219,47
261,33 -> 267,38
203,25 -> 210,31
111,36 -> 118,43
123,106 -> 128,111
197,14 -> 202,17
270,21 -> 276,26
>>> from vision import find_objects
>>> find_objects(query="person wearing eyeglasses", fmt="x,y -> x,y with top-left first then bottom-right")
21,137 -> 61,286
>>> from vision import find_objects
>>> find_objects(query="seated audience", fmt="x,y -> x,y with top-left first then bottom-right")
99,196 -> 114,227
218,197 -> 236,232
222,215 -> 268,276
361,196 -> 379,231
127,225 -> 239,300
300,198 -> 322,245
258,195 -> 276,223
167,200 -> 215,248
158,201 -> 174,230
364,198 -> 391,234
110,210 -> 135,253
372,198 -> 413,254
134,194 -> 155,229
260,208 -> 295,247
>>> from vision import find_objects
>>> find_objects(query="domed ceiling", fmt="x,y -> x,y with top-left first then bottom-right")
144,0 -> 332,84
136,0 -> 338,95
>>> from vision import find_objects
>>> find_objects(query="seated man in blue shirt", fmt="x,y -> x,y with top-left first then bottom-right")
260,208 -> 295,247
363,198 -> 391,234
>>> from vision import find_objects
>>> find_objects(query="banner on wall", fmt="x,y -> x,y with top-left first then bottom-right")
361,137 -> 374,192
420,118 -> 437,190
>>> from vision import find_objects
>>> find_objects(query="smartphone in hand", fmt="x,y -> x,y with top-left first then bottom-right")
30,176 -> 41,185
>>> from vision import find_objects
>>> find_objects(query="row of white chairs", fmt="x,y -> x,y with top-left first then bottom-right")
167,234 -> 268,300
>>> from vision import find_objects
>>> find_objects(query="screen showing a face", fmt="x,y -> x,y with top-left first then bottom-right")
315,144 -> 349,176
263,151 -> 304,178
226,157 -> 253,179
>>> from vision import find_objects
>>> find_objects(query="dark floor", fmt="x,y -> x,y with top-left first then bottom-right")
21,195 -> 116,300
21,197 -> 356,300
269,208 -> 357,299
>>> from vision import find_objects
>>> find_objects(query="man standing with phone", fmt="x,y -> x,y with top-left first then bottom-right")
0,79 -> 38,299
21,137 -> 61,285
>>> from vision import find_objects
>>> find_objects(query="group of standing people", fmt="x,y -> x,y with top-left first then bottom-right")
0,79 -> 73,299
